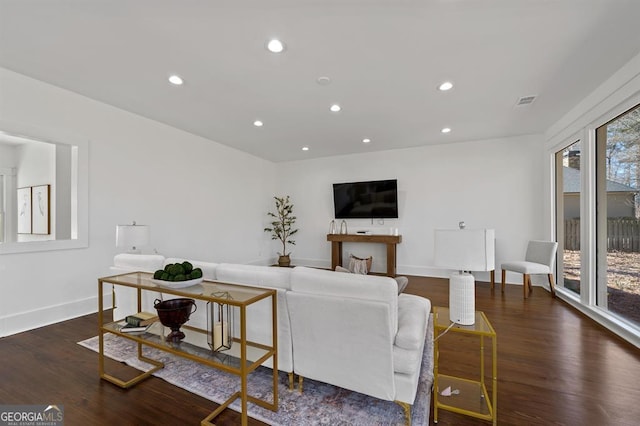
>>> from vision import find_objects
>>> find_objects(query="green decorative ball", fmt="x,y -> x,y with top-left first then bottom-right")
182,261 -> 193,274
190,268 -> 203,279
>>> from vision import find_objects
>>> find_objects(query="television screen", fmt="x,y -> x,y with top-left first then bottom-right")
332,179 -> 398,219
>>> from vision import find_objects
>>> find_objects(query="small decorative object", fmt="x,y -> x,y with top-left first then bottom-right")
17,187 -> 32,234
458,221 -> 466,230
31,184 -> 51,235
348,253 -> 372,274
440,386 -> 460,397
329,219 -> 336,234
264,195 -> 298,267
340,219 -> 348,234
154,298 -> 197,342
207,291 -> 233,352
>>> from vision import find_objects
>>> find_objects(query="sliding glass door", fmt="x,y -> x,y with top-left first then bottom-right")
595,104 -> 640,326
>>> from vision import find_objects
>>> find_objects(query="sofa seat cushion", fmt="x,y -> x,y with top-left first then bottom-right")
501,260 -> 551,274
395,294 -> 431,349
393,294 -> 430,375
393,346 -> 421,375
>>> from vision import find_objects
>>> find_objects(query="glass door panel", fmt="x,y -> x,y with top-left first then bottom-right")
595,104 -> 640,326
556,140 -> 582,295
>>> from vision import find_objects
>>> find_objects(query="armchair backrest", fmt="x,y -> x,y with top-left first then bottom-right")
525,240 -> 558,268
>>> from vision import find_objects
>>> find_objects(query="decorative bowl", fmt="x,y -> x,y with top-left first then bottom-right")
154,298 -> 197,342
151,277 -> 203,289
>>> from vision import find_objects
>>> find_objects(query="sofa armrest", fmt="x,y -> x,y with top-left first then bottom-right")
394,294 -> 430,350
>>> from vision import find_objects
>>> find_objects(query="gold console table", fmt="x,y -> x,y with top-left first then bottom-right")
327,233 -> 401,277
98,272 -> 278,426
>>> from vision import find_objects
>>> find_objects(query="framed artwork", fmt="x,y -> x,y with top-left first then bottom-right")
17,187 -> 32,234
31,184 -> 50,235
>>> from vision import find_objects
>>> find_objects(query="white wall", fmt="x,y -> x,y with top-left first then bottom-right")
0,68 -> 277,337
0,66 -> 550,337
276,134 -> 545,282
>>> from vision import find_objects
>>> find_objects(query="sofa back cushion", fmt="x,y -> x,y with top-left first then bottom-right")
216,263 -> 291,290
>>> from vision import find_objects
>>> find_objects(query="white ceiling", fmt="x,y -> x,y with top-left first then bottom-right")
1,0 -> 639,162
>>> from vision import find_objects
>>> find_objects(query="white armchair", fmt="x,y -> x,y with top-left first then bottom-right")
499,240 -> 558,298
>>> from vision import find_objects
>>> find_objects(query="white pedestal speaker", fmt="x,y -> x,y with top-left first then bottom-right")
449,272 -> 476,325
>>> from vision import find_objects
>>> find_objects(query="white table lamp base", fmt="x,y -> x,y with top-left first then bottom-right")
449,272 -> 476,325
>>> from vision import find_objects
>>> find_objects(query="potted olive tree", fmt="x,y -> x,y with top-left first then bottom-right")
264,195 -> 298,267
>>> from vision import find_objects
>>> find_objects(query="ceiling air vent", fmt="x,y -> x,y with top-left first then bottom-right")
516,95 -> 537,106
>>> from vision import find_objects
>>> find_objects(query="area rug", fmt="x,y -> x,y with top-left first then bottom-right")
79,315 -> 433,426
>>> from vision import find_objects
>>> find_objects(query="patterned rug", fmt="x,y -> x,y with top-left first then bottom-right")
79,316 -> 433,426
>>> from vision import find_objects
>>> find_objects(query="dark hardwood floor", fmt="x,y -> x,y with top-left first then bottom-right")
1,277 -> 639,425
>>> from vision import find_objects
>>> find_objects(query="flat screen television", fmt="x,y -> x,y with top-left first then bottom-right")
332,179 -> 398,219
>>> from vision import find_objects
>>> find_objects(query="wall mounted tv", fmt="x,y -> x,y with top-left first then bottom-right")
332,179 -> 398,219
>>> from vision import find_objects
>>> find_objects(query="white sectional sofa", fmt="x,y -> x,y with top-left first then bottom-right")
108,254 -> 431,421
288,267 -> 431,411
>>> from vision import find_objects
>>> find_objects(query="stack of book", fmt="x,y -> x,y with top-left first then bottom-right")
119,311 -> 159,333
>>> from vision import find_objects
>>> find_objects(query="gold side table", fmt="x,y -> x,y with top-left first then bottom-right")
432,306 -> 497,425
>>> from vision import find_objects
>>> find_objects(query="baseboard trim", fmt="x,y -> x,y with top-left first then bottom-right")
0,292 -> 113,338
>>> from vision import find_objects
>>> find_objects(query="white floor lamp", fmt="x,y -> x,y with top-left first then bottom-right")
435,227 -> 495,325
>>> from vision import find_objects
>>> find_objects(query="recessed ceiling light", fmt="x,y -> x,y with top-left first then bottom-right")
302,146 -> 309,151
438,81 -> 453,91
266,39 -> 285,53
362,138 -> 371,143
253,120 -> 263,127
330,104 -> 341,112
317,76 -> 331,86
168,75 -> 184,85
441,127 -> 452,133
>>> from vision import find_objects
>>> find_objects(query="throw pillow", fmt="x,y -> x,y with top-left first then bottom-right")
334,265 -> 408,294
348,254 -> 372,274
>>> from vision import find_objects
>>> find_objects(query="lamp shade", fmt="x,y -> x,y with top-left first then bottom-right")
434,229 -> 495,271
116,222 -> 150,252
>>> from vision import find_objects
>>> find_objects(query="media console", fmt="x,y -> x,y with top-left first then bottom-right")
327,233 -> 402,277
